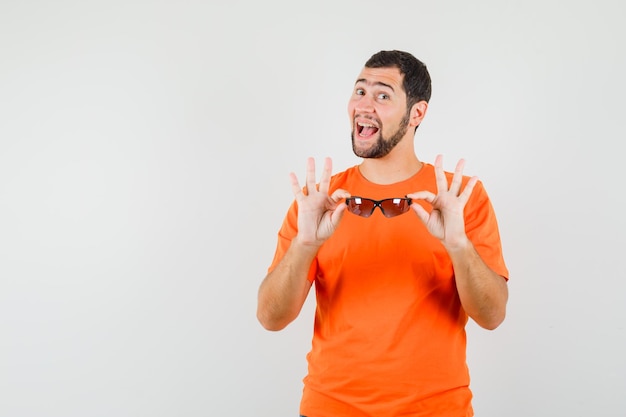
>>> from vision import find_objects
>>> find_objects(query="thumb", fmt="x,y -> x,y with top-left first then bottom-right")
410,203 -> 430,225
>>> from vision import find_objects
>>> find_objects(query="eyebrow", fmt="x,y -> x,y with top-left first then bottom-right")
355,78 -> 395,92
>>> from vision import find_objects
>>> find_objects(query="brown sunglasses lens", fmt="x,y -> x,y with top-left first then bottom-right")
346,197 -> 412,218
379,198 -> 412,217
346,197 -> 376,218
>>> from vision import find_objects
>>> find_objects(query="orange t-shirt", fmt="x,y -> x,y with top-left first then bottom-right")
268,164 -> 509,417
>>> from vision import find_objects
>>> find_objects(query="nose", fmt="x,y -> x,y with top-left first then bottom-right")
354,93 -> 375,113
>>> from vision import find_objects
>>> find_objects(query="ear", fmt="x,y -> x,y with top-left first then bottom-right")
409,101 -> 428,127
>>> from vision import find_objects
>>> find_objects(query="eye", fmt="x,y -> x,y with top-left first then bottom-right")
355,88 -> 365,96
377,93 -> 389,100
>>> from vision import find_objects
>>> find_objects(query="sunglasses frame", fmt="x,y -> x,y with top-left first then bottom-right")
345,196 -> 413,218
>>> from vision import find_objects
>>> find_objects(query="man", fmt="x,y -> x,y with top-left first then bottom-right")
257,50 -> 509,417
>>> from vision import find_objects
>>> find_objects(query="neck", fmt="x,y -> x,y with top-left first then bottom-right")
358,144 -> 423,184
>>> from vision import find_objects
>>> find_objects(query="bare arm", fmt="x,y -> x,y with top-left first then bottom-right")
445,240 -> 508,330
256,238 -> 316,331
407,155 -> 508,330
257,157 -> 350,331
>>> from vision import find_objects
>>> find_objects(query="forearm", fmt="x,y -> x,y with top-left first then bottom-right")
446,239 -> 508,330
256,238 -> 318,331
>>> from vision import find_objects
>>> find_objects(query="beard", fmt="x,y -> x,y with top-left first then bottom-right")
351,111 -> 411,159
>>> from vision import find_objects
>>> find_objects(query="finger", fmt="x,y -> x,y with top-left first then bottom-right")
327,188 -> 351,226
410,202 -> 430,225
330,189 -> 353,218
330,200 -> 348,224
318,157 -> 333,194
406,190 -> 436,204
434,154 -> 449,193
449,158 -> 466,196
289,172 -> 304,199
329,188 -> 351,203
305,157 -> 317,195
458,176 -> 478,205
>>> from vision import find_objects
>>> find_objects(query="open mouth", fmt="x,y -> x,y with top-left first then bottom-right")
356,122 -> 379,139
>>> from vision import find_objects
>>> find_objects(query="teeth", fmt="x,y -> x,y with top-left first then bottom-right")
358,122 -> 375,127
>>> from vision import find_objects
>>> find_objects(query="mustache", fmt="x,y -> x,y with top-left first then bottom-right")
354,114 -> 381,125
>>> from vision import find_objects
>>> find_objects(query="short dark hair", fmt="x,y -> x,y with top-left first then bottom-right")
365,50 -> 432,112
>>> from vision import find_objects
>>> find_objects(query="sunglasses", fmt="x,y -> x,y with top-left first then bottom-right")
345,196 -> 412,218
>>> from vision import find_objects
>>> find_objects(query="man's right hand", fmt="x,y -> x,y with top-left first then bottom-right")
290,157 -> 350,248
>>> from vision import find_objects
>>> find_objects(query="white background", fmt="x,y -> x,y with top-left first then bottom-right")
1,1 -> 625,416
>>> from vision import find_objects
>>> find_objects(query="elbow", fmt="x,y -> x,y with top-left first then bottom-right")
480,319 -> 503,331
256,305 -> 291,331
476,310 -> 506,331
257,314 -> 287,332
471,278 -> 509,331
256,278 -> 308,331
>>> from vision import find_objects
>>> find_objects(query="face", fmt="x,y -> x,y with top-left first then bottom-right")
348,66 -> 412,159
